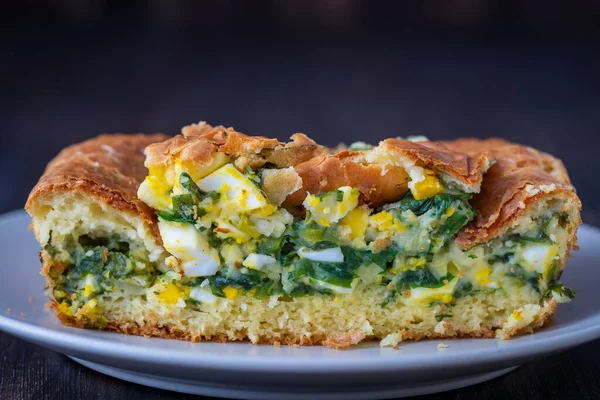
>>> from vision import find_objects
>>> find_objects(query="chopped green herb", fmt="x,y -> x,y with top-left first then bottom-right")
158,194 -> 197,223
505,265 -> 542,293
453,279 -> 474,298
179,172 -> 203,200
384,192 -> 472,217
543,283 -> 576,300
347,142 -> 373,151
397,268 -> 454,289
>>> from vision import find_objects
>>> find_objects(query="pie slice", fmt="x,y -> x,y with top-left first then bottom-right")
26,124 -> 581,348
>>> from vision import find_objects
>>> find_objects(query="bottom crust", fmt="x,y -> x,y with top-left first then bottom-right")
50,289 -> 558,349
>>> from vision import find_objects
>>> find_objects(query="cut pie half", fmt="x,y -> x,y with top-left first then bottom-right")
26,123 -> 581,348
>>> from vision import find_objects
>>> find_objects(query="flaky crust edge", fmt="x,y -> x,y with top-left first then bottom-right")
25,133 -> 169,245
443,138 -> 582,258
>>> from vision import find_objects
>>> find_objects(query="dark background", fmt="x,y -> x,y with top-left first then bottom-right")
1,1 -> 600,399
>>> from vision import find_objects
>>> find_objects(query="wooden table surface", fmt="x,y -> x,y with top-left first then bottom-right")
2,26 -> 600,399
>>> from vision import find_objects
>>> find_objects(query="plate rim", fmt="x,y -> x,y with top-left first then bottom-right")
2,310 -> 600,373
1,210 -> 600,374
69,356 -> 520,399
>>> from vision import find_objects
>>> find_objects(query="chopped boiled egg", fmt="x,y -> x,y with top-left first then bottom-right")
521,243 -> 559,276
197,164 -> 269,212
58,301 -> 73,317
189,287 -> 218,304
474,265 -> 492,286
158,283 -> 185,305
138,173 -> 172,210
83,274 -> 99,297
221,244 -> 244,267
410,276 -> 459,303
158,220 -> 221,277
370,211 -> 406,232
303,186 -> 359,227
243,253 -> 277,270
223,286 -> 242,300
251,209 -> 293,238
339,206 -> 370,240
171,162 -> 185,196
77,299 -> 98,320
314,280 -> 354,294
356,263 -> 383,285
252,218 -> 286,238
214,220 -> 253,244
410,170 -> 444,200
298,247 -> 344,263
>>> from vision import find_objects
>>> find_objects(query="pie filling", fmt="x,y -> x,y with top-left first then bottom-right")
46,162 -> 574,323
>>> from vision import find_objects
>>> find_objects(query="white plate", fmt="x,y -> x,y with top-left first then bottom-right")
1,210 -> 600,400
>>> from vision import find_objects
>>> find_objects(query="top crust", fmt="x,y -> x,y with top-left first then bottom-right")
284,150 -> 410,209
144,123 -> 493,209
282,139 -> 492,208
145,122 -> 326,171
379,139 -> 492,191
27,129 -> 580,254
26,133 -> 169,242
443,138 -> 582,248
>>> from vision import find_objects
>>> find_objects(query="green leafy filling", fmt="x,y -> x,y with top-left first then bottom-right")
543,283 -> 576,300
505,265 -> 542,292
453,279 -> 475,298
54,241 -> 156,305
205,270 -> 281,300
396,268 -> 454,289
157,172 -> 217,223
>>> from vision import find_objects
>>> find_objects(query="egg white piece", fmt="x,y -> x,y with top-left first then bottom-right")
183,259 -> 220,278
251,209 -> 293,237
158,219 -> 221,277
252,218 -> 280,237
242,253 -> 277,270
312,279 -> 354,294
298,247 -> 344,263
214,220 -> 250,243
189,287 -> 218,304
82,274 -> 99,294
303,186 -> 359,227
221,244 -> 244,267
521,243 -> 558,275
410,277 -> 459,301
196,164 -> 267,211
137,177 -> 171,211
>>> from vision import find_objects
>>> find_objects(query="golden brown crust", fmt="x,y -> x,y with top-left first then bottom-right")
145,122 -> 326,171
380,139 -> 492,189
495,300 -> 558,340
144,123 -> 492,209
443,138 -> 582,248
284,151 -> 410,209
25,133 -> 169,242
283,139 -> 492,208
323,330 -> 366,349
261,167 -> 303,206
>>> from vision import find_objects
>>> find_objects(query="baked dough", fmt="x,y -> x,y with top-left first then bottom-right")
26,125 -> 581,348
